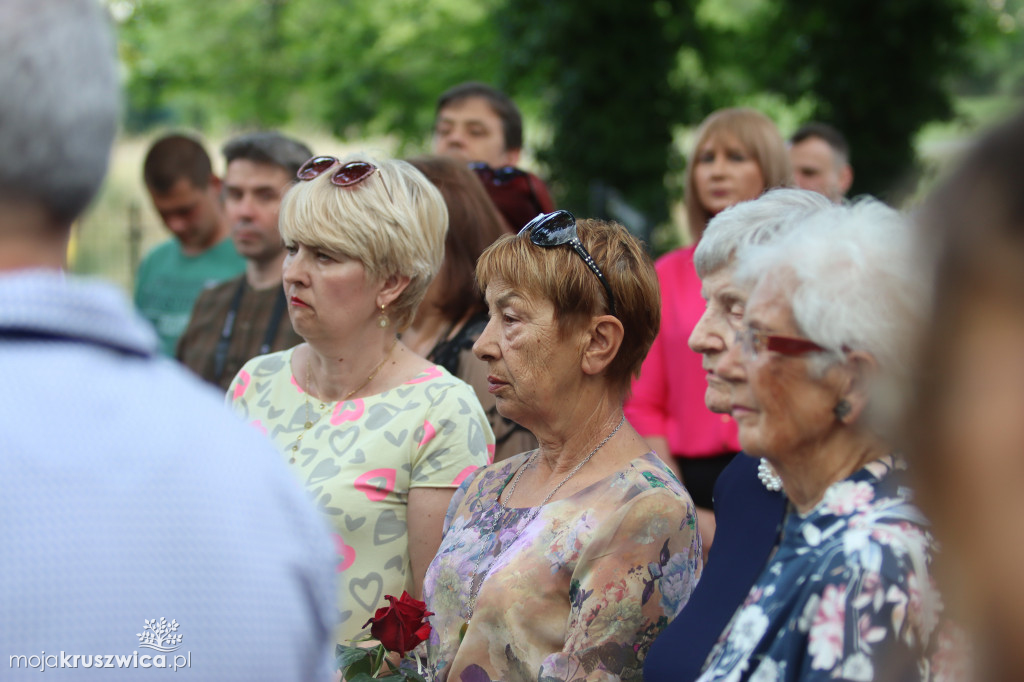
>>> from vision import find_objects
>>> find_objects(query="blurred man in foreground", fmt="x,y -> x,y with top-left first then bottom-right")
0,1 -> 336,678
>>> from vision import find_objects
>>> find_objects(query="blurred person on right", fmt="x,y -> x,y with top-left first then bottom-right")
695,200 -> 952,681
907,111 -> 1024,680
626,107 -> 792,553
788,122 -> 854,203
403,155 -> 537,461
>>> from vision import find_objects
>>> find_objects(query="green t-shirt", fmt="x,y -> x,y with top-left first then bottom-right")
133,238 -> 246,356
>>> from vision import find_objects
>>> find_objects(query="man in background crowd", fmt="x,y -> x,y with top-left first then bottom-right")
432,81 -> 554,229
176,131 -> 308,390
0,2 -> 337,678
135,133 -> 245,355
789,122 -> 854,203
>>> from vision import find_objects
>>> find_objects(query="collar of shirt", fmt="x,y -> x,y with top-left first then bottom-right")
0,269 -> 157,357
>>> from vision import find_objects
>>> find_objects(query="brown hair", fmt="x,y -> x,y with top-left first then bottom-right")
143,133 -> 214,194
908,111 -> 1024,518
685,108 -> 793,240
407,156 -> 511,322
476,217 -> 660,394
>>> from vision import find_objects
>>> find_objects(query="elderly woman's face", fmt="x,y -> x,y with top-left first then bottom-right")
473,278 -> 582,427
688,264 -> 749,414
730,273 -> 844,458
694,133 -> 766,218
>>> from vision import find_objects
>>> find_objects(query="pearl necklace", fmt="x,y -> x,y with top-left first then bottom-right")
757,458 -> 783,492
289,341 -> 397,463
460,414 -> 625,637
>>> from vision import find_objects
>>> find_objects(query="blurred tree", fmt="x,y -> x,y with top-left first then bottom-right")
746,0 -> 970,201
117,0 -> 503,145
497,0 -> 700,240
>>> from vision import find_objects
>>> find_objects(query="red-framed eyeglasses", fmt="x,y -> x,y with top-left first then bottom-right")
736,327 -> 828,358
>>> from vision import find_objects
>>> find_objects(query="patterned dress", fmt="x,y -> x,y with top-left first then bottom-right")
696,457 -> 958,682
228,348 -> 494,645
424,451 -> 702,682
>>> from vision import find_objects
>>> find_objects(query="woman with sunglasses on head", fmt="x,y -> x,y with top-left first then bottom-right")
403,156 -> 538,462
423,212 -> 701,682
625,108 -> 792,555
693,199 -> 954,681
226,154 -> 494,647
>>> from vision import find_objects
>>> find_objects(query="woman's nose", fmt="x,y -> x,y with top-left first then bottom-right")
472,316 -> 499,361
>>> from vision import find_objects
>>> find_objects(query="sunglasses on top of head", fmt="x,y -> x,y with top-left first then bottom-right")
519,210 -> 617,317
296,156 -> 394,203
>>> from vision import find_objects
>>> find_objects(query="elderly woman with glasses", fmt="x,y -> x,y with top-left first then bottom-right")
227,154 -> 494,647
644,189 -> 832,682
694,200 -> 950,681
423,211 -> 701,682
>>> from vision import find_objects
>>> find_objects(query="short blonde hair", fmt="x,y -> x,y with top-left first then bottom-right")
685,108 -> 793,240
279,153 -> 448,330
476,218 -> 660,394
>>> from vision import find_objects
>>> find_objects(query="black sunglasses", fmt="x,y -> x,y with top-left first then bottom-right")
519,210 -> 617,317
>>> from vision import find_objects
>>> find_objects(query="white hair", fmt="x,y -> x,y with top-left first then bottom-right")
695,188 -> 833,278
0,0 -> 118,224
735,198 -> 926,431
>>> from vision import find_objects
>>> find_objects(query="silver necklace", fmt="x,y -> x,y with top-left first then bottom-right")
757,458 -> 783,492
461,414 -> 625,632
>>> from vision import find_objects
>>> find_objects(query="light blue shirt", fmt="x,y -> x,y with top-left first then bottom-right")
0,270 -> 337,680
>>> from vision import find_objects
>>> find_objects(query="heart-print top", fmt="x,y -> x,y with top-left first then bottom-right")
228,347 -> 494,645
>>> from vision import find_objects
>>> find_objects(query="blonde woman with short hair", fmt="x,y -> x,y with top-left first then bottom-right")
227,154 -> 494,647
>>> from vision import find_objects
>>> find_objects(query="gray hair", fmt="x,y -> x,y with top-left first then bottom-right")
0,0 -> 118,225
695,188 -> 834,278
222,132 -> 313,178
735,198 -> 925,431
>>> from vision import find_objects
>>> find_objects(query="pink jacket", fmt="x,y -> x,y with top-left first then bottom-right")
625,245 -> 740,458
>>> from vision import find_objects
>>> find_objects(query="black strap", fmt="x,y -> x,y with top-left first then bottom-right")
211,278 -> 248,383
212,281 -> 289,383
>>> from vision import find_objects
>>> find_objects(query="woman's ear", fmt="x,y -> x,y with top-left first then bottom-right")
581,315 -> 625,377
835,350 -> 879,424
377,273 -> 412,309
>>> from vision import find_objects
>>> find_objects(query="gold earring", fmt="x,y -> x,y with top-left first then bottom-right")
378,304 -> 389,328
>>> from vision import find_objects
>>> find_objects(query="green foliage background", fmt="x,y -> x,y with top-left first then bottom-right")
109,0 -> 1021,250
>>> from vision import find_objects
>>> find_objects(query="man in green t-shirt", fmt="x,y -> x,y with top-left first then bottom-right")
134,134 -> 246,355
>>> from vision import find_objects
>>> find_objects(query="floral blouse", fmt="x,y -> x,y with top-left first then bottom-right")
696,457 -> 954,682
424,451 -> 701,682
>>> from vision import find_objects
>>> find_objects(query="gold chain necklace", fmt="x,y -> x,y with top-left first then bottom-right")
289,341 -> 397,463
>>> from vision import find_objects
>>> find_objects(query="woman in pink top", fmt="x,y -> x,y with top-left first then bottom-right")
625,108 -> 792,551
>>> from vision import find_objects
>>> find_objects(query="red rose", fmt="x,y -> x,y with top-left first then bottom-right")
363,592 -> 434,656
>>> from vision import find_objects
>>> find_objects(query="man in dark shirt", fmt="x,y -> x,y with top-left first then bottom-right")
176,132 -> 311,390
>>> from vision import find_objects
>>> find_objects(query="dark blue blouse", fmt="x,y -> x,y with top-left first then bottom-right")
644,453 -> 787,682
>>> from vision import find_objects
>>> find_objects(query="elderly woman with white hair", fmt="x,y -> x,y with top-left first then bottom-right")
694,200 -> 950,681
644,189 -> 833,682
227,154 -> 494,647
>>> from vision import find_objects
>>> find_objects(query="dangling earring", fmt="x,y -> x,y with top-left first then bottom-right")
833,399 -> 851,420
378,304 -> 389,328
